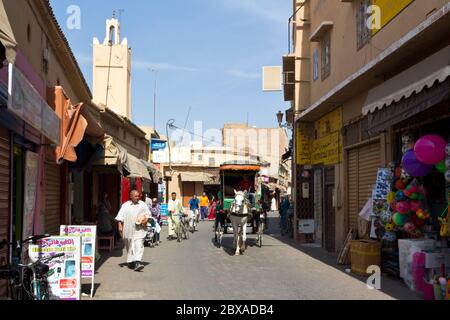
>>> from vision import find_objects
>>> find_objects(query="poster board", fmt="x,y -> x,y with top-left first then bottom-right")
22,151 -> 38,246
29,236 -> 82,300
160,203 -> 168,226
60,225 -> 96,297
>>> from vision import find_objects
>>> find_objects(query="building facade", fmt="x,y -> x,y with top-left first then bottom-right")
284,0 -> 450,253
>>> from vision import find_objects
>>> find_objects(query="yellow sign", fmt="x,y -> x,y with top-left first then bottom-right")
296,107 -> 342,166
296,126 -> 312,165
311,131 -> 342,165
372,0 -> 414,35
314,107 -> 342,139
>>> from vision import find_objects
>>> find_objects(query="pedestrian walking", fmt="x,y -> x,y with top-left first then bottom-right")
271,193 -> 278,212
188,194 -> 200,228
199,192 -> 209,221
168,192 -> 183,240
143,192 -> 152,211
115,190 -> 151,271
207,196 -> 216,220
150,198 -> 162,244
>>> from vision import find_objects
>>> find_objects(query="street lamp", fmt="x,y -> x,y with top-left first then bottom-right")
276,110 -> 284,127
276,110 -> 292,129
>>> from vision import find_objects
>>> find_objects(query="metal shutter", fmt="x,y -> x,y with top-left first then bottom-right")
0,127 -> 10,298
44,162 -> 61,235
347,142 -> 380,230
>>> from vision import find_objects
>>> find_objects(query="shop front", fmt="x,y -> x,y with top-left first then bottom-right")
94,135 -> 151,219
354,45 -> 450,299
295,107 -> 342,251
0,61 -> 60,269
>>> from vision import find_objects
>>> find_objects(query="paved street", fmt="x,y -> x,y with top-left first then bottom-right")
88,213 -> 419,300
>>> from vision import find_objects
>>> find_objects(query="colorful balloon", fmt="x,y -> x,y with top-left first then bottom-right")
410,201 -> 420,212
402,150 -> 432,177
435,161 -> 446,173
393,212 -> 408,227
396,201 -> 410,214
414,134 -> 446,164
395,190 -> 407,201
395,179 -> 406,190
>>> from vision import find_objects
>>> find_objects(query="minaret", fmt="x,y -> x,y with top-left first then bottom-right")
92,16 -> 132,119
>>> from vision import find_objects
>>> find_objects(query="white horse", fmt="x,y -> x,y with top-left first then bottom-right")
230,190 -> 251,256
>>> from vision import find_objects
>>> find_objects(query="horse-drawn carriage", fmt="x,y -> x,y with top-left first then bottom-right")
215,161 -> 266,254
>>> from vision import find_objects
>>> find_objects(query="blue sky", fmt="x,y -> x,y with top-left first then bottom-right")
50,0 -> 291,135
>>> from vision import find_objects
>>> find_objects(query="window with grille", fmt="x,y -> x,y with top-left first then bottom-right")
321,32 -> 331,80
357,0 -> 372,50
313,48 -> 319,81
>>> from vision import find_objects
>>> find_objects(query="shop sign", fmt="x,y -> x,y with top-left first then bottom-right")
7,63 -> 60,144
310,131 -> 342,165
151,139 -> 167,150
372,0 -> 414,35
296,107 -> 342,166
29,236 -> 82,300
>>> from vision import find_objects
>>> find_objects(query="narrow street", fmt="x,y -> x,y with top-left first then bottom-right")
89,212 -> 419,300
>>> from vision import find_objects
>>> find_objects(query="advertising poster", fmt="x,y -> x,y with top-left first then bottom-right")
60,225 -> 96,278
160,203 -> 168,226
22,151 -> 38,244
29,236 -> 82,300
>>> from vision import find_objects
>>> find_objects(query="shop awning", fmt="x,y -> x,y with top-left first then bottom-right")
140,159 -> 162,183
0,0 -> 17,63
96,135 -> 127,168
363,45 -> 450,116
81,106 -> 104,141
180,172 -> 216,183
262,182 -> 287,193
124,153 -> 151,181
52,87 -> 87,164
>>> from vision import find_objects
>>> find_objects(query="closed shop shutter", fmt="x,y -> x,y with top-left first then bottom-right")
44,162 -> 61,235
347,141 -> 380,230
0,127 -> 10,297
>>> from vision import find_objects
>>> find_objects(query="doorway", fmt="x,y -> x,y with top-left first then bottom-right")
324,167 -> 335,253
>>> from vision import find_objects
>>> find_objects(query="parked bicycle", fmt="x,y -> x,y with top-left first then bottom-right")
0,234 -> 64,300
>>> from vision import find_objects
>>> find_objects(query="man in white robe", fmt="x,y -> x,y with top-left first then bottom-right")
116,190 -> 151,271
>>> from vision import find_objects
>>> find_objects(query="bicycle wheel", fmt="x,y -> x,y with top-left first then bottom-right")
183,222 -> 189,240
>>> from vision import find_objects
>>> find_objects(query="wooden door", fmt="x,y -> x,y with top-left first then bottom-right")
183,182 -> 195,207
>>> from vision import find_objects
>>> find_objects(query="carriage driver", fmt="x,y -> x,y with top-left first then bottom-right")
238,175 -> 251,192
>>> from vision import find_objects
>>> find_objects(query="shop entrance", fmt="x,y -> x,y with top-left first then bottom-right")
324,167 -> 335,252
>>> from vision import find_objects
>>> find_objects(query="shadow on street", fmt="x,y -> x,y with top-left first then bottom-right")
263,215 -> 420,300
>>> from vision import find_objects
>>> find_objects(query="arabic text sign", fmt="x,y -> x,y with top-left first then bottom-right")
60,225 -> 96,278
29,236 -> 81,300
